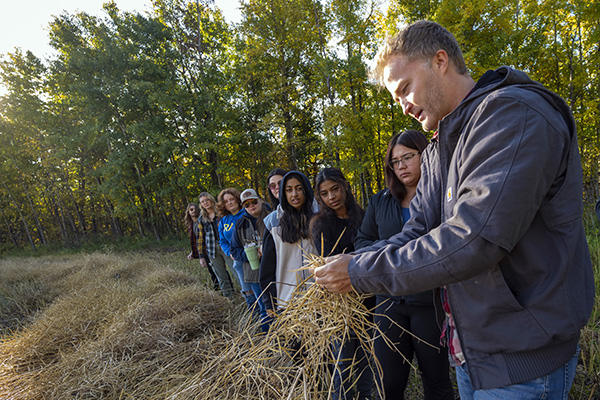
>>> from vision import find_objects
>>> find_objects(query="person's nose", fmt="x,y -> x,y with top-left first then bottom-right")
399,98 -> 412,116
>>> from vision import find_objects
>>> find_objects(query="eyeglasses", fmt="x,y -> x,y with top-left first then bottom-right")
243,199 -> 258,208
268,180 -> 282,190
388,152 -> 420,170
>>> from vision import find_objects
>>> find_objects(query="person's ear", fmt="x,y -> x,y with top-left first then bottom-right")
432,49 -> 450,74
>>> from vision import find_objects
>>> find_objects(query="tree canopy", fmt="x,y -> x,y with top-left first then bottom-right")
1,0 -> 598,251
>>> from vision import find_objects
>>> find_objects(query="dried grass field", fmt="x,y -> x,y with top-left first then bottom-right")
0,247 -> 597,399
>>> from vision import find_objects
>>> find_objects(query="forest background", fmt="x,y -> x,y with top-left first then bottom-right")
0,0 -> 599,252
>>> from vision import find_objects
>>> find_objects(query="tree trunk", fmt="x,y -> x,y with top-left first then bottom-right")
94,175 -> 123,237
19,179 -> 48,246
0,202 -> 19,248
45,193 -> 67,242
61,168 -> 86,239
3,182 -> 36,250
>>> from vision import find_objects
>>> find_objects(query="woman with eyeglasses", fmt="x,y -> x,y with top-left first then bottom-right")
266,169 -> 287,208
262,168 -> 287,232
355,130 -> 453,400
217,188 -> 259,312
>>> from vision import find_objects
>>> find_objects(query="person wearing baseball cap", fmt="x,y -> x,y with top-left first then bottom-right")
230,188 -> 271,330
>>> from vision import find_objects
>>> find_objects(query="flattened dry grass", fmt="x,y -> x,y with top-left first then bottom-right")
0,245 -> 597,399
0,251 -> 396,399
0,252 -> 238,399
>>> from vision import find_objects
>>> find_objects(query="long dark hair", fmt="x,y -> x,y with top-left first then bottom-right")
310,168 -> 364,247
384,130 -> 429,201
279,171 -> 314,244
266,168 -> 287,208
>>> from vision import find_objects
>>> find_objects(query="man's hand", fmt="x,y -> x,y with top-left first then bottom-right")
313,254 -> 354,293
199,258 -> 208,268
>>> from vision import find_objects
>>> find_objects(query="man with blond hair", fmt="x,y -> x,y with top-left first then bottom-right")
315,20 -> 594,399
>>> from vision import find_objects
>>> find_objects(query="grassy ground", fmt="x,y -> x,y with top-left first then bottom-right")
575,208 -> 600,399
0,221 -> 598,398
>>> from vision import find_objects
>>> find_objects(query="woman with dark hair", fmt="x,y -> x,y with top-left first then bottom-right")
266,168 -> 287,208
310,168 -> 371,400
310,168 -> 364,256
198,193 -> 235,298
355,130 -> 453,400
263,168 -> 287,235
184,203 -> 219,290
260,171 -> 317,311
217,188 -> 258,311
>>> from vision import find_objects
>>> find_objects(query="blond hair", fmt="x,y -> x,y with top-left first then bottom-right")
198,192 -> 217,223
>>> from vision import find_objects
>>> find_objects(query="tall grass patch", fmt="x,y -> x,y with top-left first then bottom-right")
573,206 -> 600,399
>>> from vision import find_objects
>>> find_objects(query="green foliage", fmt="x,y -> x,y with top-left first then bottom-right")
0,0 -> 598,251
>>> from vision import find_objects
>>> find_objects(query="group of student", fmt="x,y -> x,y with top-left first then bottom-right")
184,129 -> 455,400
183,19 -> 593,400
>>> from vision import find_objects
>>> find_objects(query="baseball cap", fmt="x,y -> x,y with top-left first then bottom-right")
240,189 -> 259,203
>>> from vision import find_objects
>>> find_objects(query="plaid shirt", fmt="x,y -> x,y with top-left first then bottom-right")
441,286 -> 465,366
201,218 -> 218,259
191,221 -> 207,260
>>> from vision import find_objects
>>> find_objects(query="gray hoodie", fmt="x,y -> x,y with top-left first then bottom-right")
349,67 -> 594,390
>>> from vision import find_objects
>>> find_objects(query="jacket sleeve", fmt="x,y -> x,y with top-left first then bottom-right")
218,218 -> 231,257
189,228 -> 199,259
349,94 -> 567,296
259,229 -> 277,309
230,223 -> 248,263
354,195 -> 379,250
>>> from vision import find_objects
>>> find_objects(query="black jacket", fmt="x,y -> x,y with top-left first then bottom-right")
355,188 -> 433,305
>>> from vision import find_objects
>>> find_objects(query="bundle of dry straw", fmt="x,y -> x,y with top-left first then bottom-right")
166,253 -> 390,400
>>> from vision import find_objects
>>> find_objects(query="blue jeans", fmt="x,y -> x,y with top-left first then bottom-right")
232,259 -> 251,292
249,282 -> 269,331
456,348 -> 579,399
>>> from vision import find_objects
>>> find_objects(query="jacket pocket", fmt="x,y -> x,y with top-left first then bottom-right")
449,266 -> 552,354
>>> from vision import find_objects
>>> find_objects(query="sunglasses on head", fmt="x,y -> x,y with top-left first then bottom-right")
243,199 -> 258,208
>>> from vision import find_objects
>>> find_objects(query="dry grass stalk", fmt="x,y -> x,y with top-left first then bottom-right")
166,239 -> 447,399
165,253 -> 386,399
